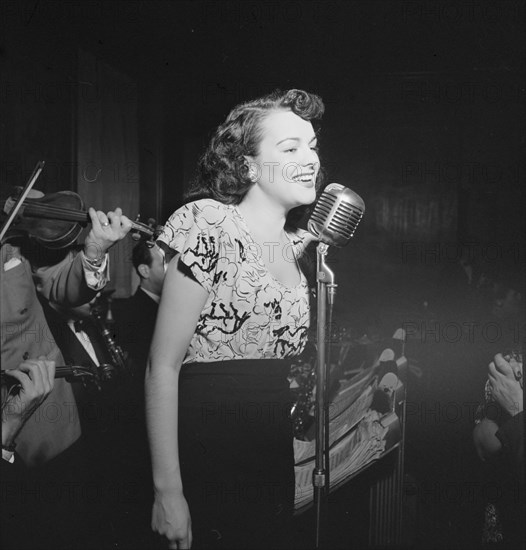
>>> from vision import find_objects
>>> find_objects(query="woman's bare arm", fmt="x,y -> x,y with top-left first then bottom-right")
145,256 -> 209,549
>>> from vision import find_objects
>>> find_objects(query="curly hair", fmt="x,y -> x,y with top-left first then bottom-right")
185,89 -> 326,225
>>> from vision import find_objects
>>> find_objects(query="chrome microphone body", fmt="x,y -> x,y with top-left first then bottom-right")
307,182 -> 365,539
307,183 -> 365,247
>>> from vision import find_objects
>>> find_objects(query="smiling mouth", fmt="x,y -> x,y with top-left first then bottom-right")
293,173 -> 315,185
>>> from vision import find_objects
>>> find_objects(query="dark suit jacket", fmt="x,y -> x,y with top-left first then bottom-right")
1,454 -> 35,549
38,299 -> 119,431
112,287 -> 159,452
41,301 -> 114,370
112,288 -> 158,512
117,287 -> 159,381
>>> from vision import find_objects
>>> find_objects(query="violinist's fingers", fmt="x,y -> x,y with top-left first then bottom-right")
88,207 -> 98,226
107,209 -> 132,237
88,207 -> 104,230
96,210 -> 110,227
84,206 -> 132,256
16,360 -> 51,397
5,361 -> 54,421
4,368 -> 32,390
107,210 -> 118,227
37,356 -> 56,387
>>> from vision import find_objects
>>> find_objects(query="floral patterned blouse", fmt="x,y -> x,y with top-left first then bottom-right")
157,199 -> 311,364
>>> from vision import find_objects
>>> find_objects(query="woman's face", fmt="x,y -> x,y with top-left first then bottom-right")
246,110 -> 320,211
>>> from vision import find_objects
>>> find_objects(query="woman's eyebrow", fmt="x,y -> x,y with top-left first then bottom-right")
276,136 -> 318,145
276,137 -> 300,145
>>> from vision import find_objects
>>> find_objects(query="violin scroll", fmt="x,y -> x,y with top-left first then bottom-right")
130,214 -> 162,247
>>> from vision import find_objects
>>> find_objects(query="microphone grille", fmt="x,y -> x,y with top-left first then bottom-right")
308,183 -> 365,246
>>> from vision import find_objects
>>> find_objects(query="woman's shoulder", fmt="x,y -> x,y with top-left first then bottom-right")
172,198 -> 233,219
162,199 -> 241,238
158,199 -> 241,258
163,199 -> 231,225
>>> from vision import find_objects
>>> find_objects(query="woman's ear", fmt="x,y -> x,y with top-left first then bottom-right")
243,156 -> 258,183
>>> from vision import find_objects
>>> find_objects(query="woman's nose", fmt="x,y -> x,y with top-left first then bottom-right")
302,146 -> 319,167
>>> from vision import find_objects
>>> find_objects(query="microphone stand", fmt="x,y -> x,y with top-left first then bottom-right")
313,242 -> 337,549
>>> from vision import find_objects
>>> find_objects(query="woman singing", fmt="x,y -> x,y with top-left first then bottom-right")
146,89 -> 324,549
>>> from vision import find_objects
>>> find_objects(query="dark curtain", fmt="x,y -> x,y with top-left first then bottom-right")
76,48 -> 139,298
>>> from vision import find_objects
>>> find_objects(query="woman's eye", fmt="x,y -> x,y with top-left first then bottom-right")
285,148 -> 297,153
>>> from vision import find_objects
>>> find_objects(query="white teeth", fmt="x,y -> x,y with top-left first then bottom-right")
294,174 -> 313,182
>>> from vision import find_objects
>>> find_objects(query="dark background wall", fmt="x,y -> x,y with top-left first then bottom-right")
2,0 -> 524,304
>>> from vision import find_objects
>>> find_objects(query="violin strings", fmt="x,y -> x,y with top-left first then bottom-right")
22,201 -> 153,235
24,202 -> 88,221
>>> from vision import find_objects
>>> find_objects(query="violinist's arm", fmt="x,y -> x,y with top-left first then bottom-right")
34,207 -> 132,306
35,250 -> 100,306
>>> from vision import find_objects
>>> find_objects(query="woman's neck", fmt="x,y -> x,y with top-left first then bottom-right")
238,192 -> 288,242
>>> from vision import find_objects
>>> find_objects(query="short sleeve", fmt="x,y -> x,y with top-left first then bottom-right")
156,200 -> 224,293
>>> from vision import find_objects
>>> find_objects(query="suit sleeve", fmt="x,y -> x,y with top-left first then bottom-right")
32,249 -> 100,307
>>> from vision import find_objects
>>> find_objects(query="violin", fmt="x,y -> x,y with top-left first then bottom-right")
1,188 -> 161,249
1,363 -> 117,393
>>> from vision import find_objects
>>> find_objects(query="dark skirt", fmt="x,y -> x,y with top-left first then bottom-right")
178,359 -> 295,549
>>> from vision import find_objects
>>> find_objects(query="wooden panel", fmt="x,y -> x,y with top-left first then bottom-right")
76,49 -> 139,298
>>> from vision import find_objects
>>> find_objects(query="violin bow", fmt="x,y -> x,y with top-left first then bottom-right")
0,160 -> 46,242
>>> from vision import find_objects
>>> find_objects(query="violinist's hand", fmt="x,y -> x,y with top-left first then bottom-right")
84,207 -> 132,260
151,488 -> 192,549
2,358 -> 55,448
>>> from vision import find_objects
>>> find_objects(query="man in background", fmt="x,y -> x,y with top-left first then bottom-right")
120,240 -> 166,376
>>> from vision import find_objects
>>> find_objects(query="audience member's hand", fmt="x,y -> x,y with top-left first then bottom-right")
2,359 -> 55,447
473,417 -> 502,461
84,207 -> 132,260
488,353 -> 523,417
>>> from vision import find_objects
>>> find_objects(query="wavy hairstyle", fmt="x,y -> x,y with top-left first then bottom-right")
185,89 -> 326,226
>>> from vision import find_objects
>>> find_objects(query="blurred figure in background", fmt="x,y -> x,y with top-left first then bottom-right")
473,351 -> 524,549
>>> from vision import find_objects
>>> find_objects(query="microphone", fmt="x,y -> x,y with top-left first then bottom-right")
307,183 -> 365,247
